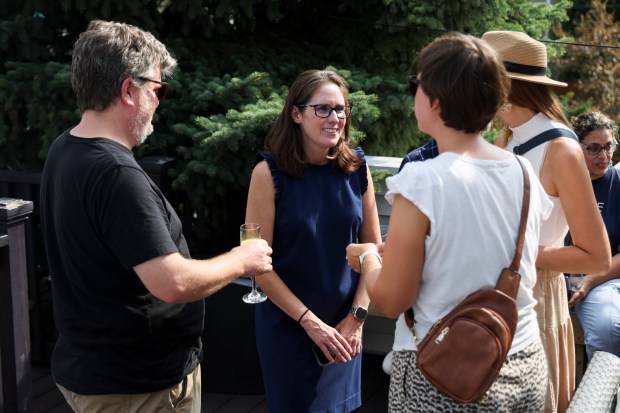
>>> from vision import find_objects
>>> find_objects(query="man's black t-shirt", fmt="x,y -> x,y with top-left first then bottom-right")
40,130 -> 203,394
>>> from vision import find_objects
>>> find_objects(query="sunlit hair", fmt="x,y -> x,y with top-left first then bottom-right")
264,70 -> 361,178
71,20 -> 177,113
416,32 -> 510,133
498,79 -> 570,143
570,111 -> 619,142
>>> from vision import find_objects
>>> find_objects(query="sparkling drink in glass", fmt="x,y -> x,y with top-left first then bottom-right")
240,223 -> 268,304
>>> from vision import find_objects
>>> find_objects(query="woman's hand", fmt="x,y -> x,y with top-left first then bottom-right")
346,243 -> 379,272
300,311 -> 353,364
335,315 -> 364,357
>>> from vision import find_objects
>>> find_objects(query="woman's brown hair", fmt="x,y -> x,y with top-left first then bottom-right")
498,79 -> 570,143
264,70 -> 361,178
416,33 -> 510,133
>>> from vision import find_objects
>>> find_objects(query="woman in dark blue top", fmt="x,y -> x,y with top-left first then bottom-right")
568,111 -> 620,360
245,70 -> 381,412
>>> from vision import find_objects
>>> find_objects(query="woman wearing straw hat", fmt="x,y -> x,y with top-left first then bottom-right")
482,30 -> 611,413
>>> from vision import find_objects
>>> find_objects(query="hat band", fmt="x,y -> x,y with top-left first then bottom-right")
504,61 -> 547,76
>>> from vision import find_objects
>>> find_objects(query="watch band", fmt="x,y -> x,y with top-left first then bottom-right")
350,305 -> 368,321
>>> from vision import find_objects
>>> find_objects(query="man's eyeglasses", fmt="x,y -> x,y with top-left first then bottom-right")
137,77 -> 169,101
296,104 -> 351,119
580,141 -> 618,156
407,75 -> 420,97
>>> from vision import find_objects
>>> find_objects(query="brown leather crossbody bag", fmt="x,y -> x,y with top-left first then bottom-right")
412,156 -> 530,403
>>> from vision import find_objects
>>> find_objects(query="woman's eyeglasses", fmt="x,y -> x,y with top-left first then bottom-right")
137,77 -> 169,101
407,75 -> 420,97
580,141 -> 618,156
296,104 -> 351,119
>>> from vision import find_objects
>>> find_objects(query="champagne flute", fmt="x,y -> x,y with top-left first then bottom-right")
569,273 -> 585,292
240,223 -> 268,304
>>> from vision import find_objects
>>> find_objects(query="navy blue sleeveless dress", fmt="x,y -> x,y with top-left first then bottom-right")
254,148 -> 368,413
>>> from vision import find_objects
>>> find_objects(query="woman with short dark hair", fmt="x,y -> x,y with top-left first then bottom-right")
347,32 -> 552,412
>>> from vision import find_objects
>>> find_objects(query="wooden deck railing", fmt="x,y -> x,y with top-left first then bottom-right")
0,198 -> 34,413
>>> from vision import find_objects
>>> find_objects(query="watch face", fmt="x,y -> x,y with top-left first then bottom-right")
353,306 -> 368,320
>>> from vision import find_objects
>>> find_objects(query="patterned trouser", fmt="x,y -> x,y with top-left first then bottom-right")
388,341 -> 547,413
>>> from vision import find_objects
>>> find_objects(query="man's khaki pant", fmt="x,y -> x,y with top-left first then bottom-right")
57,365 -> 201,413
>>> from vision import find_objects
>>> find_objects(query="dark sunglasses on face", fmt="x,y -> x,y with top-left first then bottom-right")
580,141 -> 618,156
407,75 -> 420,97
137,77 -> 169,101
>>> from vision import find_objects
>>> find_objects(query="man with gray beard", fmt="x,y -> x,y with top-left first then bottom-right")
40,20 -> 273,412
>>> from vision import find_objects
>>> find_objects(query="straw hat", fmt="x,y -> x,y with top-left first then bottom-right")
481,30 -> 567,87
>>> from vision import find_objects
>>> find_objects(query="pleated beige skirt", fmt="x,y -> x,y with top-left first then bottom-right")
533,268 -> 575,413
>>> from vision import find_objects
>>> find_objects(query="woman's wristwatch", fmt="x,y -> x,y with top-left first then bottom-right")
350,306 -> 368,321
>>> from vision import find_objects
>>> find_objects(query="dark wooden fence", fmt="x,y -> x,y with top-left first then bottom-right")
0,198 -> 34,413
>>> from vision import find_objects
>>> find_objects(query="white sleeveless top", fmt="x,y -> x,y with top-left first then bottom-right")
504,112 -> 579,247
387,153 -> 552,355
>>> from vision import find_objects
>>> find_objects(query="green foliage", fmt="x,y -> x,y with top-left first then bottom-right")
483,0 -> 571,35
370,168 -> 394,193
483,128 -> 501,144
0,0 -> 575,249
559,91 -> 593,120
0,61 -> 78,169
554,0 -> 620,117
566,0 -> 620,27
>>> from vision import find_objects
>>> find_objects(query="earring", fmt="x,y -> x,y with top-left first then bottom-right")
501,102 -> 512,113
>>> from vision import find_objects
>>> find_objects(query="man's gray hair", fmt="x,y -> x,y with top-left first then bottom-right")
71,20 -> 177,113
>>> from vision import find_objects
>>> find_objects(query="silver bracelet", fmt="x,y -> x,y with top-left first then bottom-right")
358,250 -> 382,273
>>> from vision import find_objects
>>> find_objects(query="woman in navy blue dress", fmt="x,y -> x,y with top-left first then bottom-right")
245,69 -> 381,412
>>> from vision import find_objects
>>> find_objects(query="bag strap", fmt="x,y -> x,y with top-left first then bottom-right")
508,155 -> 530,274
512,128 -> 578,155
494,155 -> 530,300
